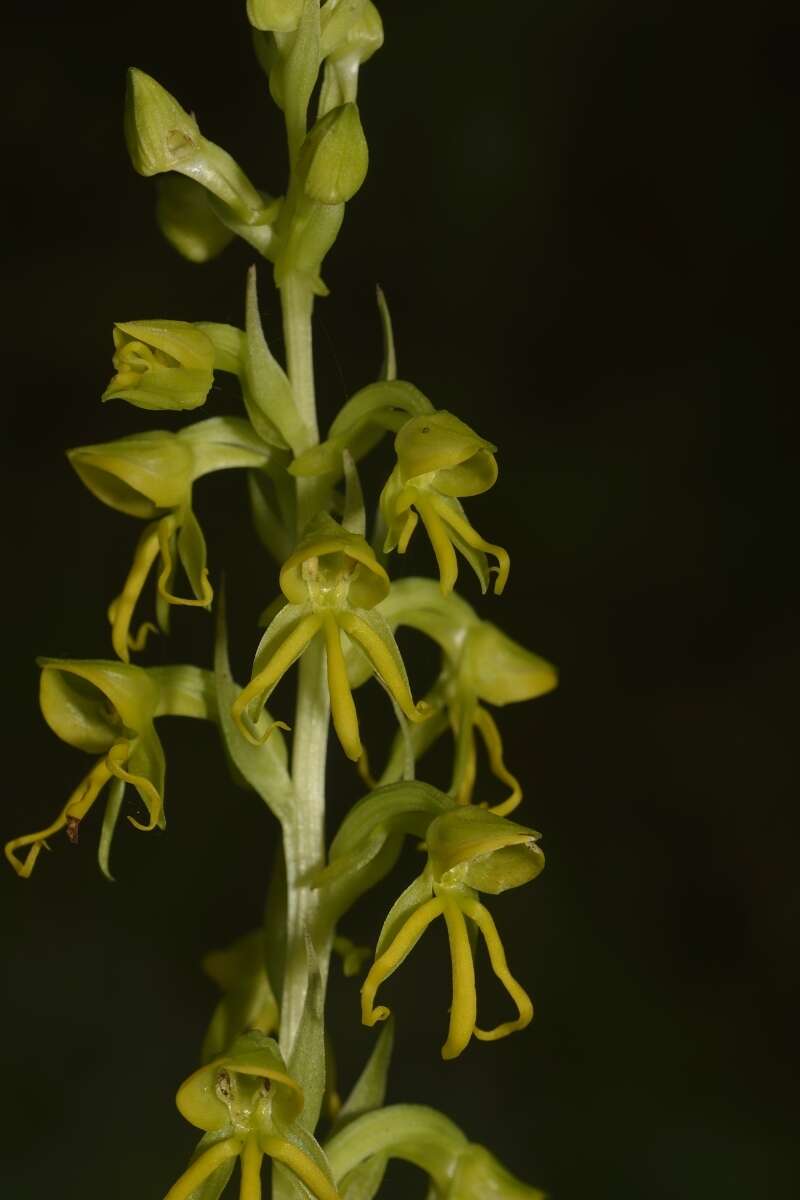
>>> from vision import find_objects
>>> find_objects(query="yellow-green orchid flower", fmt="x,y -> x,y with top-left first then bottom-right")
358,579 -> 557,816
6,659 -> 163,878
4,658 -> 216,879
233,513 -> 429,762
165,1032 -> 340,1200
361,807 -> 544,1059
69,417 -> 272,661
102,319 -> 216,411
379,411 -> 509,596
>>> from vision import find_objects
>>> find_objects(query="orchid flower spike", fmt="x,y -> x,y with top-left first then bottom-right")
166,1031 -> 340,1200
361,807 -> 544,1059
69,418 -> 271,661
379,411 -> 509,596
232,513 -> 430,762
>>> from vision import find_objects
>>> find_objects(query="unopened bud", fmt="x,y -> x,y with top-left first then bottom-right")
125,69 -> 269,225
301,103 -> 368,205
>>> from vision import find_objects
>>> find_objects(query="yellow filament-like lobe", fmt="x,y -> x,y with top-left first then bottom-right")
163,1136 -> 241,1200
231,612 -> 322,745
473,706 -> 522,817
105,740 -> 163,831
4,755 -> 115,877
260,1137 -> 340,1200
450,703 -> 478,806
459,895 -> 533,1041
360,897 -> 444,1026
441,896 -> 478,1059
156,514 -> 214,608
414,494 -> 458,595
109,522 -> 161,661
432,498 -> 510,595
396,507 -> 418,554
336,610 -> 429,725
239,1136 -> 263,1200
323,612 -> 363,761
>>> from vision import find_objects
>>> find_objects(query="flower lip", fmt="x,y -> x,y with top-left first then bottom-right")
280,513 -> 389,610
38,658 -> 160,753
426,807 -> 544,895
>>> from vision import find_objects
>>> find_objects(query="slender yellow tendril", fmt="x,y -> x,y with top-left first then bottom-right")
336,610 -> 430,724
441,895 -> 478,1059
231,612 -> 323,745
323,611 -> 363,761
459,894 -> 533,1040
163,1137 -> 242,1200
432,498 -> 510,594
109,521 -> 161,662
239,1136 -> 263,1200
414,494 -> 459,595
156,513 -> 214,608
361,896 -> 444,1026
473,705 -> 523,817
259,1137 -> 340,1200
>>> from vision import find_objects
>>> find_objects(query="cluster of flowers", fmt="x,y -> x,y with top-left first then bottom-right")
7,3 -> 556,1197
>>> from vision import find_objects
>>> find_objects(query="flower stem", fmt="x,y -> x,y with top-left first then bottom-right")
278,268 -> 332,1054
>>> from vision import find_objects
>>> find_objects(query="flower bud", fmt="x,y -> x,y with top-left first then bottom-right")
426,807 -> 544,895
156,175 -> 235,263
247,0 -> 305,32
460,622 -> 558,706
124,67 -> 201,177
125,69 -> 269,225
301,104 -> 368,205
102,319 -> 215,411
450,1144 -> 544,1200
68,431 -> 196,518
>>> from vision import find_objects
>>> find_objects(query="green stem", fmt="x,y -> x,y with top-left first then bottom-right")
278,267 -> 332,1055
280,639 -> 331,1051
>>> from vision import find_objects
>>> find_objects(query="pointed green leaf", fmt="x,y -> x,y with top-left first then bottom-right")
244,268 -> 309,454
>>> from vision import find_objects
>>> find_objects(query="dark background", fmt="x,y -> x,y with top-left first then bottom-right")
1,2 -> 797,1197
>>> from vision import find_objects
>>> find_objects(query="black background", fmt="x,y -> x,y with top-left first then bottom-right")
1,2 -> 797,1197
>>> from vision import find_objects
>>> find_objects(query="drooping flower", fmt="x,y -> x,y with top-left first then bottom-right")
5,659 -> 164,877
361,806 -> 544,1059
379,411 -> 509,596
232,513 -> 429,762
69,417 -> 272,661
359,579 -> 557,815
5,659 -> 216,879
165,1031 -> 340,1200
